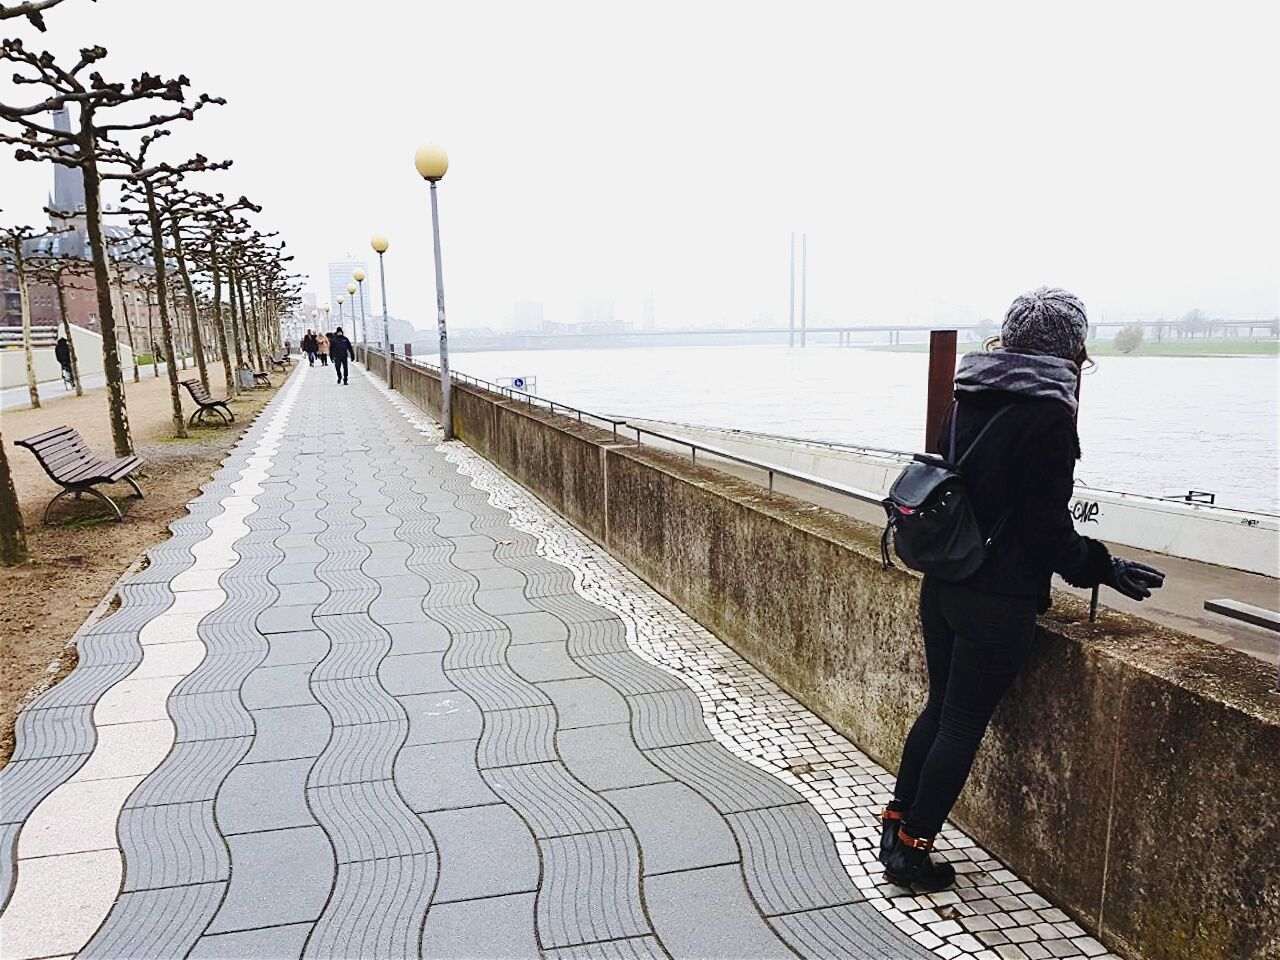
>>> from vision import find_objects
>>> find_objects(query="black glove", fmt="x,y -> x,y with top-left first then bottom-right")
1104,557 -> 1166,601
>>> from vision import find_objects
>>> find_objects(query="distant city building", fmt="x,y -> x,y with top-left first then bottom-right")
514,301 -> 544,331
1,108 -> 149,335
642,297 -> 656,330
327,256 -> 370,331
577,297 -> 615,326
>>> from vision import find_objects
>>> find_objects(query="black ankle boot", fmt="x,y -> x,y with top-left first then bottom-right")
883,827 -> 956,892
878,806 -> 906,864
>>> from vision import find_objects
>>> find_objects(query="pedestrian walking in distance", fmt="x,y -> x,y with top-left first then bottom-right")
302,330 -> 317,366
54,336 -> 73,386
328,326 -> 354,385
880,286 -> 1165,891
316,331 -> 330,367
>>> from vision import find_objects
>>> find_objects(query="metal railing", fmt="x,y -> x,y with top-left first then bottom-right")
0,325 -> 58,348
385,351 -> 884,508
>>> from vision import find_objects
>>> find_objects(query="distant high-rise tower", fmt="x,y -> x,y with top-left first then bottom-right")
514,301 -> 544,331
48,108 -> 86,227
328,256 -> 369,331
642,296 -> 655,330
577,297 -> 615,327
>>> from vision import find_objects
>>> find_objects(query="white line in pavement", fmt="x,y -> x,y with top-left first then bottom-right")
0,371 -> 304,960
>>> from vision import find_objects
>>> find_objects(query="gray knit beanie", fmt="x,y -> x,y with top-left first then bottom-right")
1001,286 -> 1089,361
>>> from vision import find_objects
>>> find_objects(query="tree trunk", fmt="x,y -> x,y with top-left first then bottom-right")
210,254 -> 235,397
54,272 -> 82,396
144,287 -> 158,377
238,272 -> 257,373
228,264 -> 245,372
143,182 -> 187,438
231,268 -> 248,371
0,428 -> 27,565
79,108 -> 132,456
175,228 -> 207,389
245,275 -> 260,369
170,283 -> 189,370
116,269 -> 140,383
13,238 -> 40,409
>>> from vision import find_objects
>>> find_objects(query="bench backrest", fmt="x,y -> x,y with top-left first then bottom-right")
181,379 -> 214,404
16,426 -> 94,482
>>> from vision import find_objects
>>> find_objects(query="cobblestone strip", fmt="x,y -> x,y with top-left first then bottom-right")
0,370 -> 304,960
369,368 -> 1117,960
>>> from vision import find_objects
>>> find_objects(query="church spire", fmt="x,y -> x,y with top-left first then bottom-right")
49,107 -> 86,219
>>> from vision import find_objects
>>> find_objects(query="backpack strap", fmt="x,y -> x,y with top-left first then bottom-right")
954,404 -> 1014,468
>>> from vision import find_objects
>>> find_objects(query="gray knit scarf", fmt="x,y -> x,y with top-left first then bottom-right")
954,348 -> 1079,414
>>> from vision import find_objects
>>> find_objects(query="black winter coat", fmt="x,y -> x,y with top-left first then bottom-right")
940,389 -> 1112,610
328,335 -> 354,362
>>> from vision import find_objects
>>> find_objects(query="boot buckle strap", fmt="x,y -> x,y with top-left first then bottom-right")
897,827 -> 934,851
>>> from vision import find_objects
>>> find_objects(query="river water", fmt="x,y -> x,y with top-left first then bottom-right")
426,344 -> 1280,514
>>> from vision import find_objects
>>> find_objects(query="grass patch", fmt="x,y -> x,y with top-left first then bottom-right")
54,511 -> 120,530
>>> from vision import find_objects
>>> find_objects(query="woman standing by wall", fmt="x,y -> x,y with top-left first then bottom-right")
881,287 -> 1165,890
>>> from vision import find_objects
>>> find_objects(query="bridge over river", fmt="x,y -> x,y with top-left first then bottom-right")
427,317 -> 1280,353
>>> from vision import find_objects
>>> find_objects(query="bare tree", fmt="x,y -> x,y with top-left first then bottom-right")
109,126 -> 227,439
25,232 -> 87,396
0,0 -> 88,31
155,185 -> 253,393
0,425 -> 27,564
135,273 -> 160,377
1113,325 -> 1145,355
0,40 -> 216,455
179,195 -> 259,396
1,222 -> 42,408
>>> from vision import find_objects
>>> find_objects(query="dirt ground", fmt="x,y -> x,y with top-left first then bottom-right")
0,368 -> 286,764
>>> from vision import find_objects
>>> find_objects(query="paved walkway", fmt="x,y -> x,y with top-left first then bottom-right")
0,365 -> 1116,959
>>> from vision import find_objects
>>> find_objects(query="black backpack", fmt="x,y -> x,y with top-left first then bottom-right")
880,404 -> 1012,580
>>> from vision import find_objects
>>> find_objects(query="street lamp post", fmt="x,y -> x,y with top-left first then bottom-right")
415,144 -> 452,439
321,304 -> 330,332
346,282 -> 357,343
336,295 -> 344,327
371,235 -> 390,356
353,270 -> 368,350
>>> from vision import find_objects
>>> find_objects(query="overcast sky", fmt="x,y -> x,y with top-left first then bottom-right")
2,0 -> 1277,330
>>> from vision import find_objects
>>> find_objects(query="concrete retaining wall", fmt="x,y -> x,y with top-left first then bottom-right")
0,325 -> 133,390
376,354 -> 1280,960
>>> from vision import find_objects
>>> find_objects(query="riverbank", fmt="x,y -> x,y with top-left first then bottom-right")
869,336 -> 1280,357
0,371 -> 283,764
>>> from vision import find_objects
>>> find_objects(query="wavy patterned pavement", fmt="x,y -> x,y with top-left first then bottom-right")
0,363 -> 1116,960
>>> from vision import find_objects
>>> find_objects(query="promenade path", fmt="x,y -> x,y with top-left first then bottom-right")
0,364 -> 1117,960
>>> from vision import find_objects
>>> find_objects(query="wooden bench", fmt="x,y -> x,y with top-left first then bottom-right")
240,363 -> 271,388
15,426 -> 143,523
181,379 -> 235,426
270,351 -> 293,371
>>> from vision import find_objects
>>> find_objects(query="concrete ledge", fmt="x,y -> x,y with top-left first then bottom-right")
379,355 -> 1280,960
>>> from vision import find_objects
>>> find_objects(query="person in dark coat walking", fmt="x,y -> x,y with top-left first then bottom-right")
328,326 -> 355,385
54,336 -> 73,384
879,287 -> 1165,891
302,330 -> 317,366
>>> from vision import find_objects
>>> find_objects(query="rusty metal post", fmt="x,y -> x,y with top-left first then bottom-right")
924,330 -> 958,453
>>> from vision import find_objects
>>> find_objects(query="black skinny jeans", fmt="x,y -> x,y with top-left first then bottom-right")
333,356 -> 349,382
893,576 -> 1038,837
